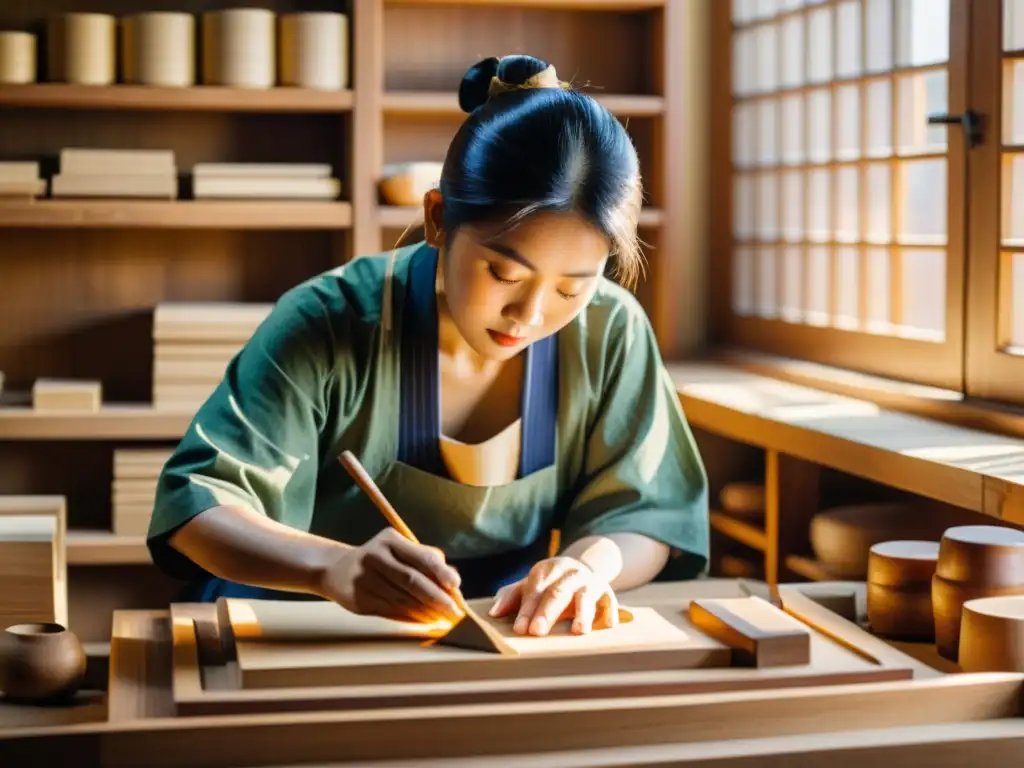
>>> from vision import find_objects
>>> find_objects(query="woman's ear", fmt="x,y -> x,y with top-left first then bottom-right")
423,189 -> 445,247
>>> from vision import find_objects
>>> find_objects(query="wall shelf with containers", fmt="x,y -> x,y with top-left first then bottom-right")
0,0 -> 695,645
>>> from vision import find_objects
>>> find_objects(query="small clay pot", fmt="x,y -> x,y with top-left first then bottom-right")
0,622 -> 86,703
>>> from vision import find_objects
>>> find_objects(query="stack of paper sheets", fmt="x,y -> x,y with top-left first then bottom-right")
111,449 -> 172,537
51,148 -> 178,199
191,162 -> 340,199
151,302 -> 272,411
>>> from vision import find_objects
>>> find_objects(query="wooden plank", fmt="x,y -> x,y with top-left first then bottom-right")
0,201 -> 353,230
0,84 -> 354,112
382,91 -> 665,116
670,362 -> 1024,516
107,610 -> 174,722
67,533 -> 150,566
0,405 -> 189,440
230,597 -> 732,689
3,674 -> 1022,766
351,0 -> 384,258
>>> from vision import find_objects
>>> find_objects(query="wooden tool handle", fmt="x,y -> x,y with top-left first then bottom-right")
338,450 -> 420,544
338,450 -> 472,617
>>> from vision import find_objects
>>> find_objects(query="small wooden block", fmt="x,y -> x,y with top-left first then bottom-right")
688,596 -> 811,667
31,378 -> 102,412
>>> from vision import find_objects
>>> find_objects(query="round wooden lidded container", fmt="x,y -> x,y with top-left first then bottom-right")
122,12 -> 196,87
0,31 -> 36,84
959,595 -> 1024,673
202,8 -> 276,89
866,540 -> 939,640
932,525 -> 1024,661
47,13 -> 116,85
279,12 -> 349,91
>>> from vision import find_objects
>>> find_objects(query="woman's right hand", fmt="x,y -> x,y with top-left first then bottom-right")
317,528 -> 465,624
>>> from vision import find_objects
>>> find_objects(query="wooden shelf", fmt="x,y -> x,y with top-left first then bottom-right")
709,510 -> 767,551
0,405 -> 191,440
67,531 -> 150,566
670,362 -> 1024,522
0,200 -> 353,230
0,84 -> 354,113
385,0 -> 665,8
383,91 -> 665,117
379,205 -> 663,229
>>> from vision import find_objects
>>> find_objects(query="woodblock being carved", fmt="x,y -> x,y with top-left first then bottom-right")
166,580 -> 931,717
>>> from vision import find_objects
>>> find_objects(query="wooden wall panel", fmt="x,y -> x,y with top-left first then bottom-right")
382,5 -> 656,95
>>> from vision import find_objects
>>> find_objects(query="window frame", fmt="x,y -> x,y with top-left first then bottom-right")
965,0 -> 1024,404
709,0 -> 971,393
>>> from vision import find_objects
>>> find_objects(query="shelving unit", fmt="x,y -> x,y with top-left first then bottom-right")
0,0 -> 699,644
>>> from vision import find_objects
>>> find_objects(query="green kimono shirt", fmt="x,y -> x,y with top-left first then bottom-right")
147,241 -> 710,588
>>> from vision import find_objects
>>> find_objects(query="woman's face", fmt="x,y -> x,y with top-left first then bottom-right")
426,197 -> 611,361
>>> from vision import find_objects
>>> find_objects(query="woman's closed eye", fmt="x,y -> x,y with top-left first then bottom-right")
488,263 -> 582,300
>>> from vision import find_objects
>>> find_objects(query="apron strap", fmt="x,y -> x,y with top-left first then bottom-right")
398,245 -> 559,482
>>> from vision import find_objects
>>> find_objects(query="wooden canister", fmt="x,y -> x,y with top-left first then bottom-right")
0,32 -> 36,84
202,8 -> 276,89
866,540 -> 939,640
279,12 -> 349,91
959,595 -> 1024,673
47,13 -> 116,85
122,12 -> 195,87
932,525 -> 1024,661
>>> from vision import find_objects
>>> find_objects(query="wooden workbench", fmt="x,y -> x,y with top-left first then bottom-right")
1,580 -> 1023,766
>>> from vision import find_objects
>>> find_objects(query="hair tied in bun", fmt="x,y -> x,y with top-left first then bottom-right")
457,55 -> 570,114
488,64 -> 568,100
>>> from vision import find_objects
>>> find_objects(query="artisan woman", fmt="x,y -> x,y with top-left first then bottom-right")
147,54 -> 710,638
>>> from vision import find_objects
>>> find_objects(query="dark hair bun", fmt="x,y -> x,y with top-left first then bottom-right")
458,54 -> 553,114
458,57 -> 500,113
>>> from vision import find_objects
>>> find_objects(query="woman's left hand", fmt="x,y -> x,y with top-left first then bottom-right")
488,556 -> 619,636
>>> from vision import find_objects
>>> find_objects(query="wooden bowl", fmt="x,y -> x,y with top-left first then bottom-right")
718,482 -> 765,521
0,622 -> 86,702
959,595 -> 1024,672
809,503 -> 951,579
866,540 -> 939,640
379,162 -> 443,206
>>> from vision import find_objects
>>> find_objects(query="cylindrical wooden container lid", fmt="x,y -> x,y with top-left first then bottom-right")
122,12 -> 195,87
47,13 -> 116,85
279,12 -> 349,91
0,32 -> 36,84
202,8 -> 276,89
959,595 -> 1024,673
935,525 -> 1024,585
867,540 -> 940,587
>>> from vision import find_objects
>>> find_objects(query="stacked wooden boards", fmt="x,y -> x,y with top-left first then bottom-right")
5,580 -> 1024,766
151,302 -> 271,410
110,449 -> 171,536
0,496 -> 67,629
